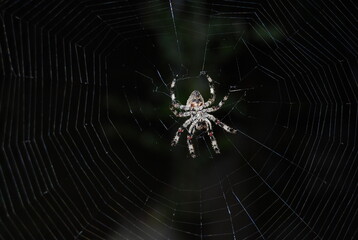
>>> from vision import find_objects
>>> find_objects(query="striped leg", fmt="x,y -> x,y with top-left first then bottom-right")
172,101 -> 192,111
170,75 -> 190,110
187,134 -> 196,158
200,71 -> 216,107
170,106 -> 191,117
170,75 -> 179,102
206,90 -> 246,113
207,114 -> 238,134
208,131 -> 220,154
203,119 -> 220,154
186,119 -> 201,158
205,94 -> 230,112
171,119 -> 192,146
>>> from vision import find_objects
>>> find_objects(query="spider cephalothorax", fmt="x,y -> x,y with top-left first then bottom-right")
186,90 -> 204,108
170,71 -> 241,158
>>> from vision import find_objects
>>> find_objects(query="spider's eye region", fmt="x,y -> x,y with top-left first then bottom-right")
190,101 -> 203,108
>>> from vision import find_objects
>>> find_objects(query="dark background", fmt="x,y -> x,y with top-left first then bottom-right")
0,0 -> 357,239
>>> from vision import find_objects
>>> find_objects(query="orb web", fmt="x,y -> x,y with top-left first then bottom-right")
0,0 -> 357,239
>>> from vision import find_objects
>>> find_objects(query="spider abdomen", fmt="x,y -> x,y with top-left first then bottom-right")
196,122 -> 207,131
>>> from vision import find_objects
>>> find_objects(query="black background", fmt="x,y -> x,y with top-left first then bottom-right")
0,0 -> 357,239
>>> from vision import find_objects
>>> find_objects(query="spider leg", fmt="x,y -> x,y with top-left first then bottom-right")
170,75 -> 191,110
203,119 -> 220,154
186,119 -> 220,157
207,114 -> 238,134
205,93 -> 230,112
206,91 -> 246,113
187,133 -> 196,158
170,106 -> 191,117
171,118 -> 192,146
200,71 -> 216,108
185,119 -> 201,158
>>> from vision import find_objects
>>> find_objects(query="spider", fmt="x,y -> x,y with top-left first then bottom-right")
170,71 -> 242,158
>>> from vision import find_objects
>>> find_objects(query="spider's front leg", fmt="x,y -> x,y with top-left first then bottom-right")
205,94 -> 230,112
207,114 -> 238,134
200,71 -> 216,108
206,91 -> 246,113
170,75 -> 192,111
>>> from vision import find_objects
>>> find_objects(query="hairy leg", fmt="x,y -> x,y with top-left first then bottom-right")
200,71 -> 216,108
207,114 -> 238,134
171,118 -> 193,146
203,119 -> 220,154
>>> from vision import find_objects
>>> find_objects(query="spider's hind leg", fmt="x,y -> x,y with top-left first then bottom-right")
187,135 -> 196,158
171,119 -> 192,146
171,127 -> 184,146
208,131 -> 220,154
203,119 -> 220,154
